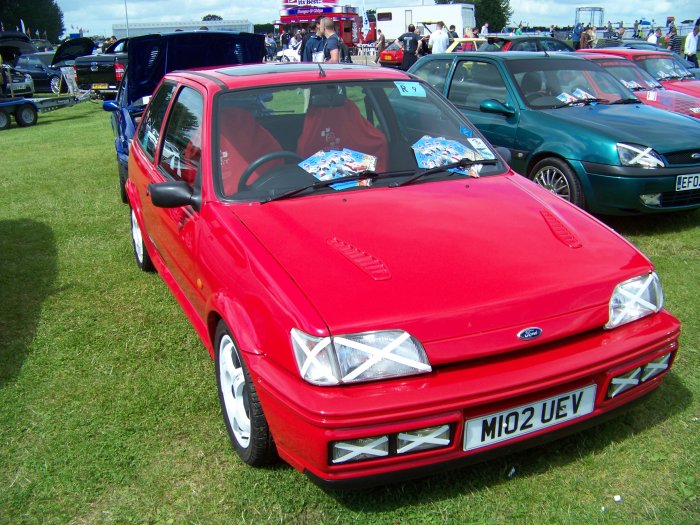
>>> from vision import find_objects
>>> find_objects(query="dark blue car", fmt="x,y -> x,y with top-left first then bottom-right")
103,31 -> 265,202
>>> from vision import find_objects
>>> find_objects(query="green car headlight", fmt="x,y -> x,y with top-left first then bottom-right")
605,272 -> 664,329
617,143 -> 665,169
291,329 -> 431,386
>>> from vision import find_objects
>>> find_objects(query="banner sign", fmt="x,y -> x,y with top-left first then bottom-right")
282,0 -> 337,7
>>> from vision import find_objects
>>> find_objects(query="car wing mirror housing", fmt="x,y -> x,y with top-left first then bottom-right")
480,99 -> 516,117
103,100 -> 119,112
149,181 -> 200,210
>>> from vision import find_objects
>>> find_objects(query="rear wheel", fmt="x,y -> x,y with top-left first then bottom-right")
49,75 -> 62,94
130,208 -> 154,272
15,104 -> 38,127
530,157 -> 585,208
0,111 -> 9,130
215,321 -> 275,466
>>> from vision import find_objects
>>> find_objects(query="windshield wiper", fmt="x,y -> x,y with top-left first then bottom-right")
553,97 -> 609,108
262,170 -> 412,203
393,157 -> 498,187
609,97 -> 640,104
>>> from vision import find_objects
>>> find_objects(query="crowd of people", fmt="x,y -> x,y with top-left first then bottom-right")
264,14 -> 700,70
264,17 -> 347,63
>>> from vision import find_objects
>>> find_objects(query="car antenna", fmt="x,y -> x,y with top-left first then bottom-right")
317,63 -> 326,77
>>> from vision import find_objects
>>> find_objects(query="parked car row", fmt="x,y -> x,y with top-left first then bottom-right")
113,29 -> 691,487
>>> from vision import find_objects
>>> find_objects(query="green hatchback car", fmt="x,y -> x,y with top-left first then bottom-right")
409,52 -> 700,215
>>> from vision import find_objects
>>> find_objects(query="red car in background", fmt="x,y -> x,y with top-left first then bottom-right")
584,48 -> 700,99
378,40 -> 403,67
580,52 -> 700,119
126,62 -> 679,487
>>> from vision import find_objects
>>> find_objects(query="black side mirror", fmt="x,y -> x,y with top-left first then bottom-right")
149,181 -> 199,210
480,99 -> 516,117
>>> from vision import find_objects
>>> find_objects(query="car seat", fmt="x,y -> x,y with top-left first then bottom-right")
296,86 -> 389,172
218,106 -> 283,195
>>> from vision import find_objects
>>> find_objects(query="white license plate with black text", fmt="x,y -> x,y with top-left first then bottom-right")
464,385 -> 596,451
676,174 -> 700,192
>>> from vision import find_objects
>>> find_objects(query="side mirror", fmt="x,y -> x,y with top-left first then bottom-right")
102,100 -> 119,112
149,181 -> 198,209
495,146 -> 512,164
480,99 -> 516,117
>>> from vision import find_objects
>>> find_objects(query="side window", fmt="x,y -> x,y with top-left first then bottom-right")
412,59 -> 452,93
541,40 -> 571,52
136,82 -> 176,161
513,40 -> 538,52
448,61 -> 506,108
158,87 -> 204,186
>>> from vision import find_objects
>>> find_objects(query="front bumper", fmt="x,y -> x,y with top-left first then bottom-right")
578,160 -> 700,214
249,311 -> 680,487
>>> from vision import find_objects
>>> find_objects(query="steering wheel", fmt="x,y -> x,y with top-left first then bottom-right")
238,150 -> 304,192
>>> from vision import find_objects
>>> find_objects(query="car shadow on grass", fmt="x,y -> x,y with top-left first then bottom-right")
597,209 -> 700,236
0,219 -> 57,387
329,374 -> 690,506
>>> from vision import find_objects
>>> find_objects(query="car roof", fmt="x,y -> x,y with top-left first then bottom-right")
167,63 -> 413,91
428,51 -> 586,62
589,48 -> 668,58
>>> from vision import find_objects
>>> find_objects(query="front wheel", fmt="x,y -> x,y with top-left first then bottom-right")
530,157 -> 585,208
0,110 -> 10,130
49,75 -> 62,94
15,104 -> 38,127
215,321 -> 275,466
130,208 -> 154,272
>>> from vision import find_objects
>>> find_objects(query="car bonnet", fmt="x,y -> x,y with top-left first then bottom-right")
232,174 -> 651,364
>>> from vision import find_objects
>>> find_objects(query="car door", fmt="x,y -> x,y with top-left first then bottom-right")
141,84 -> 207,317
442,59 -> 521,167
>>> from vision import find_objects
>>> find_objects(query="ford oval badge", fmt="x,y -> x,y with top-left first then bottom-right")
517,327 -> 542,341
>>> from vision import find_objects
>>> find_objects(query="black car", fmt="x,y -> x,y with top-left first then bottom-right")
479,35 -> 574,52
14,37 -> 95,94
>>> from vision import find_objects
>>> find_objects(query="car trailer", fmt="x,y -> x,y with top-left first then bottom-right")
0,92 -> 90,130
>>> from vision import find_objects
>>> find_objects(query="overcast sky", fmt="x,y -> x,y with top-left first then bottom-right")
55,0 -> 698,37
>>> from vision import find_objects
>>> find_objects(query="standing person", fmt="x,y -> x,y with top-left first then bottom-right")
481,22 -> 489,36
428,21 -> 449,54
290,30 -> 302,52
374,29 -> 386,63
398,24 -> 420,70
301,17 -> 325,62
264,33 -> 277,61
449,24 -> 459,39
666,26 -> 681,54
647,28 -> 661,44
684,25 -> 699,67
321,18 -> 340,63
572,22 -> 583,49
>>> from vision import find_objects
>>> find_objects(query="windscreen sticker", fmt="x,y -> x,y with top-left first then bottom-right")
299,149 -> 376,190
394,81 -> 427,97
460,125 -> 474,137
646,91 -> 658,101
467,138 -> 496,160
412,136 -> 484,177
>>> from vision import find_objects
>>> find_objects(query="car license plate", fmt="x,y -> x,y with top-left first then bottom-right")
383,54 -> 392,60
464,384 -> 596,451
92,83 -> 109,90
676,174 -> 700,192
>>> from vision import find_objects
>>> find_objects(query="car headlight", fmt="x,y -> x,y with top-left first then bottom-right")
617,143 -> 665,168
291,329 -> 431,386
605,272 -> 664,330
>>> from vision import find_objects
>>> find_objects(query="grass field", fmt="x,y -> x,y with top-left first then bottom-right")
0,102 -> 698,524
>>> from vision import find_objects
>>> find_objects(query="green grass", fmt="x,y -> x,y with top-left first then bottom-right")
1,102 -> 699,524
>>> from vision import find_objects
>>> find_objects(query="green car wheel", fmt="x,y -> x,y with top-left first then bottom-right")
531,157 -> 585,208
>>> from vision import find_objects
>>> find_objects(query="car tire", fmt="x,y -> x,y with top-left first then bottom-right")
118,160 -> 128,203
215,321 -> 276,466
15,104 -> 38,127
0,110 -> 10,130
530,157 -> 585,208
49,75 -> 62,94
130,208 -> 154,272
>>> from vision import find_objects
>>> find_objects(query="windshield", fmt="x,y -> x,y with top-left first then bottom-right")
594,59 -> 662,90
215,80 -> 504,202
637,56 -> 694,80
508,58 -> 635,108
